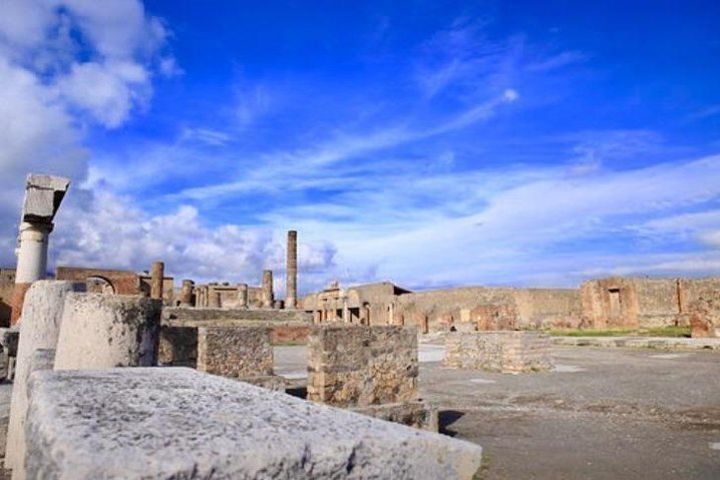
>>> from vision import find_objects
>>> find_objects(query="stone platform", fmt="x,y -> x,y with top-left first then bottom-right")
24,368 -> 482,479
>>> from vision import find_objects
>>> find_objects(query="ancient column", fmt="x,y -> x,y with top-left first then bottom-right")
286,230 -> 298,309
10,174 -> 70,325
237,283 -> 248,308
262,270 -> 274,308
54,293 -> 162,370
179,280 -> 194,306
150,261 -> 164,301
342,296 -> 350,323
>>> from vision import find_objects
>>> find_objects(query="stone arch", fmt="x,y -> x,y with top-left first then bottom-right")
85,276 -> 116,294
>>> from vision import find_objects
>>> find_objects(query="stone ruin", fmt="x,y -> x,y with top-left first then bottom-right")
4,280 -> 481,479
10,174 -> 70,325
687,292 -> 720,338
307,325 -> 436,430
444,331 -> 554,373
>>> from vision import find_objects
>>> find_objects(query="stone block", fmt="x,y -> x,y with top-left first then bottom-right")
6,280 -> 80,472
197,326 -> 273,378
444,331 -> 553,373
54,293 -> 161,370
688,293 -> 720,338
24,368 -> 482,479
308,325 -> 418,407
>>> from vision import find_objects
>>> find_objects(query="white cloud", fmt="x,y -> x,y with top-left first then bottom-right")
51,191 -> 336,293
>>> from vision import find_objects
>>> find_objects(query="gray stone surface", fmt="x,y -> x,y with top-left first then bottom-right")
25,368 -> 482,479
20,174 -> 70,224
54,293 -> 161,370
6,281 -> 79,472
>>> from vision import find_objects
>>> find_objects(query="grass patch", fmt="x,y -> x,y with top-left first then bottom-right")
638,325 -> 691,338
548,328 -> 634,337
548,325 -> 691,338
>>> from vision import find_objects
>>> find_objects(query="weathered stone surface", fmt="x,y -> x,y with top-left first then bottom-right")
11,348 -> 56,480
54,293 -> 161,370
197,326 -> 273,378
25,368 -> 482,479
308,325 -> 418,407
20,174 -> 70,224
6,281 -> 79,471
688,293 -> 720,338
444,331 -> 553,373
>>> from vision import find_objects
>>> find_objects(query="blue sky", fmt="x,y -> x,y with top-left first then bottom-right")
1,0 -> 719,294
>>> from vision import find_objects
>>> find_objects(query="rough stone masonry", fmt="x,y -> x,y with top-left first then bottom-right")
444,331 -> 553,373
307,325 -> 418,407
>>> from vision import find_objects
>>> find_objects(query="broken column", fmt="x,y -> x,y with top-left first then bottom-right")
54,293 -> 162,370
262,270 -> 274,308
10,174 -> 70,325
150,261 -> 164,301
286,230 -> 298,309
179,280 -> 194,306
237,283 -> 248,308
5,280 -> 82,471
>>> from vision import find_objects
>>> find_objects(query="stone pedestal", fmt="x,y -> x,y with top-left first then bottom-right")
444,331 -> 553,373
54,293 -> 162,370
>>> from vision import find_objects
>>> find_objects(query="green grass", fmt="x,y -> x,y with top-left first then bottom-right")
638,325 -> 691,338
548,328 -> 635,337
548,325 -> 691,338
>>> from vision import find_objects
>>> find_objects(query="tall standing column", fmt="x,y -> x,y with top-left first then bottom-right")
179,280 -> 194,306
237,283 -> 248,308
285,230 -> 298,309
11,174 -> 70,325
262,270 -> 274,308
150,261 -> 164,301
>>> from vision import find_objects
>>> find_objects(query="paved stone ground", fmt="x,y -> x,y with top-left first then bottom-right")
276,344 -> 720,480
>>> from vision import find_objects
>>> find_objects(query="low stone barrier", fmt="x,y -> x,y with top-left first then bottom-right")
444,331 -> 553,373
24,368 -> 482,479
307,325 -> 418,407
197,326 -> 273,378
163,307 -> 311,323
551,336 -> 720,350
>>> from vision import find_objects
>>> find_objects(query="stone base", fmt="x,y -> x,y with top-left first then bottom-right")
444,331 -> 553,373
24,368 -> 482,479
351,401 -> 438,432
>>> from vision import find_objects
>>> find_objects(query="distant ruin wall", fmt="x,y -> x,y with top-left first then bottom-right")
307,325 -> 418,407
163,307 -> 311,323
0,268 -> 15,326
395,287 -> 581,332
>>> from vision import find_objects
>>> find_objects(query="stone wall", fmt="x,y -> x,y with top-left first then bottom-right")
197,326 -> 273,378
307,325 -> 418,407
163,307 -> 311,323
158,326 -> 198,367
395,287 -> 581,332
581,277 -> 720,329
444,331 -> 553,373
